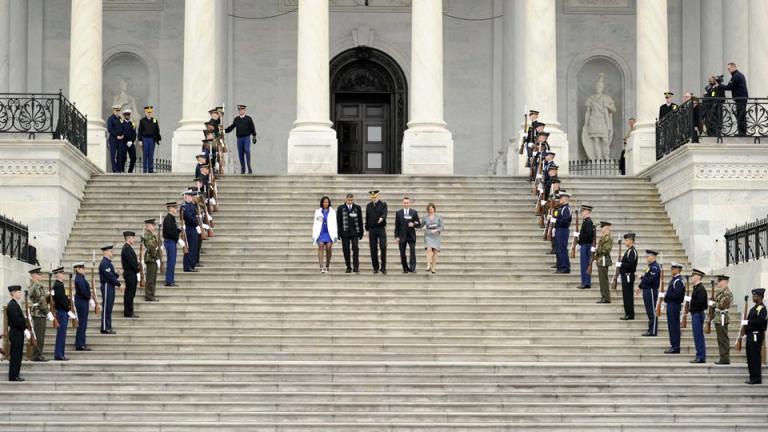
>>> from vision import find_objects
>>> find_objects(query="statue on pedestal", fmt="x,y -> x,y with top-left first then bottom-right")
581,73 -> 616,160
113,79 -> 138,116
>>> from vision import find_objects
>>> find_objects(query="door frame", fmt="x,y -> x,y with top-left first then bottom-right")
330,47 -> 408,174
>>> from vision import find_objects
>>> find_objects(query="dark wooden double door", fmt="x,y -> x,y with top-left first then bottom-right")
336,94 -> 391,174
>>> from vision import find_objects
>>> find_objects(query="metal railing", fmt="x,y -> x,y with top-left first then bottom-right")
135,156 -> 173,173
0,215 -> 31,264
0,91 -> 88,155
725,216 -> 768,266
656,97 -> 768,160
568,159 -> 621,176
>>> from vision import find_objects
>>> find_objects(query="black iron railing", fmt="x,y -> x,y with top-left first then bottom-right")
135,156 -> 173,173
0,91 -> 88,155
568,159 -> 621,176
657,97 -> 768,160
0,215 -> 31,264
725,216 -> 768,266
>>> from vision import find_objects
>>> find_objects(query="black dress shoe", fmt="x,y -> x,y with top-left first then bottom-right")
381,270 -> 387,275
745,380 -> 761,385
714,361 -> 730,365
689,359 -> 705,364
577,285 -> 590,289
353,269 -> 359,273
620,316 -> 634,320
31,356 -> 49,362
10,376 -> 25,382
664,349 -> 680,354
101,330 -> 116,334
164,283 -> 175,287
373,270 -> 379,274
76,346 -> 92,351
403,270 -> 410,274
641,332 -> 654,336
54,357 -> 69,361
345,268 -> 352,273
596,300 -> 610,304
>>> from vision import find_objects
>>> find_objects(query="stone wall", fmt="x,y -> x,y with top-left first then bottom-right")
0,255 -> 34,306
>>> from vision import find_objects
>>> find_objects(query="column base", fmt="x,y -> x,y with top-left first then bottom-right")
626,124 -> 656,176
287,126 -> 338,174
86,126 -> 107,172
401,128 -> 454,175
547,128 -> 570,176
171,122 -> 205,174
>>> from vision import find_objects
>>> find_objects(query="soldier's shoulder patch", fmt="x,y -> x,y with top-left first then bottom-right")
105,268 -> 111,272
153,118 -> 158,124
758,305 -> 764,312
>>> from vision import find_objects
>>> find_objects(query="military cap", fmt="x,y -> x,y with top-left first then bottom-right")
599,221 -> 612,227
144,105 -> 154,110
237,104 -> 247,109
551,178 -> 561,184
111,104 -> 122,110
100,243 -> 114,251
716,275 -> 730,281
529,110 -> 540,115
752,288 -> 765,296
540,131 -> 551,137
123,109 -> 132,115
166,201 -> 177,208
196,152 -> 208,158
670,262 -> 683,269
546,151 -> 556,157
208,108 -> 218,114
144,219 -> 156,225
623,233 -> 636,240
645,249 -> 659,256
215,106 -> 223,111
7,285 -> 21,293
200,164 -> 210,170
123,231 -> 135,237
549,164 -> 559,170
52,267 -> 65,274
183,190 -> 195,196
190,186 -> 199,193
581,205 -> 593,211
664,92 -> 674,97
368,190 -> 380,196
559,192 -> 571,198
535,122 -> 546,128
73,262 -> 85,269
691,268 -> 706,277
28,267 -> 42,275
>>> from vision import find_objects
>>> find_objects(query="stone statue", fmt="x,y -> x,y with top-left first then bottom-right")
113,78 -> 138,116
581,73 -> 616,160
488,148 -> 507,176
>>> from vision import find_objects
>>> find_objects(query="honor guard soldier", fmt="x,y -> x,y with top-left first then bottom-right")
337,193 -> 364,273
618,233 -> 638,320
225,104 -> 257,174
27,267 -> 52,362
365,190 -> 388,274
98,244 -> 121,334
195,152 -> 208,179
143,219 -> 160,302
6,285 -> 27,381
688,268 -> 708,363
120,231 -> 140,318
595,222 -> 613,304
576,205 -> 595,288
137,106 -> 162,173
524,110 -> 541,169
106,105 -> 124,172
51,267 -> 70,361
163,202 -> 181,286
122,109 -> 138,173
72,262 -> 92,351
182,190 -> 200,272
663,262 -> 685,354
659,91 -> 678,120
637,250 -> 661,336
553,192 -> 572,274
713,275 -> 733,365
744,288 -> 767,384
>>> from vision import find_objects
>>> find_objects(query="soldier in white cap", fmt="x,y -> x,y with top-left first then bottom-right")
106,104 -> 125,172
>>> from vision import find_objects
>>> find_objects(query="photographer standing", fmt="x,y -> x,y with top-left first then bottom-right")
719,62 -> 749,136
703,75 -> 725,137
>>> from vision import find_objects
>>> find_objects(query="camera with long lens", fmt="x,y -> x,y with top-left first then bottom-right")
715,74 -> 724,84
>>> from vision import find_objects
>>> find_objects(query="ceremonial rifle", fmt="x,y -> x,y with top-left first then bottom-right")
91,250 -> 101,315
705,279 -> 715,334
179,207 -> 190,255
610,237 -> 622,291
544,203 -> 557,241
531,154 -> 543,196
1,305 -> 8,360
570,211 -> 580,259
48,271 -> 59,329
518,110 -> 528,155
655,264 -> 665,317
157,213 -> 164,274
586,234 -> 597,276
139,239 -> 146,289
68,273 -> 78,328
681,276 -> 690,329
735,295 -> 749,351
23,290 -> 38,359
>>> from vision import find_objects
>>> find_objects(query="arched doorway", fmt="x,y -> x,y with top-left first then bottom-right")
330,47 -> 407,174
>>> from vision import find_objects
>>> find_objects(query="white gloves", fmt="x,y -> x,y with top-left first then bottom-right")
590,247 -> 596,253
527,143 -> 533,148
156,259 -> 161,267
573,231 -> 580,238
136,273 -> 141,283
196,226 -> 202,234
658,292 -> 665,299
536,174 -> 542,179
540,200 -> 546,206
127,141 -> 133,148
177,239 -> 186,247
67,311 -> 77,320
210,198 -> 217,206
46,312 -> 54,322
208,215 -> 213,221
742,320 -> 749,326
89,299 -> 96,309
24,329 -> 31,340
551,218 -> 557,223
684,296 -> 692,303
203,224 -> 210,230
215,162 -> 220,171
708,300 -> 715,307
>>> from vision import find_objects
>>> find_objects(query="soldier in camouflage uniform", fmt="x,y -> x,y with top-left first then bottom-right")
143,219 -> 160,302
713,275 -> 734,365
27,267 -> 52,361
595,221 -> 613,304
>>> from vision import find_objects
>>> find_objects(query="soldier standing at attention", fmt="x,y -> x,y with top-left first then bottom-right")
6,285 -> 27,381
163,202 -> 181,286
658,92 -> 678,120
663,262 -> 685,354
99,244 -> 121,334
636,250 -> 660,336
744,288 -> 767,385
524,110 -> 541,169
224,104 -> 257,174
182,190 -> 200,273
595,222 -> 613,304
106,105 -> 124,172
73,262 -> 92,351
51,267 -> 70,361
137,106 -> 162,173
365,190 -> 388,275
120,231 -> 140,318
122,109 -> 138,173
576,205 -> 595,289
618,233 -> 638,320
713,275 -> 733,365
143,219 -> 160,302
27,267 -> 52,362
688,269 -> 708,363
553,192 -> 572,274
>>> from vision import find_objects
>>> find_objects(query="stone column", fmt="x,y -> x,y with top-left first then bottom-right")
626,0 -> 668,175
503,0 -> 527,175
401,0 -> 454,175
8,0 -> 27,91
723,0 -> 749,75
748,0 -> 767,97
171,0 -> 220,173
700,0 -> 722,84
0,0 -> 9,92
524,0 -> 568,174
69,0 -> 107,171
286,0 -> 337,174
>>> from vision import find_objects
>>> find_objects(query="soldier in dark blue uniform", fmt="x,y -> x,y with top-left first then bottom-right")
51,267 -> 70,361
637,250 -> 661,336
225,104 -> 257,174
98,244 -> 121,334
663,262 -> 685,354
576,205 -> 595,289
137,106 -> 162,173
745,288 -> 767,384
523,110 -> 541,169
618,233 -> 638,320
122,109 -> 138,173
6,285 -> 26,381
72,262 -> 92,351
688,268 -> 708,363
106,105 -> 124,173
182,190 -> 200,272
553,192 -> 572,274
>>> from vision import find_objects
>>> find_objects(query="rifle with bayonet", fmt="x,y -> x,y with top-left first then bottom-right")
68,272 -> 78,328
23,290 -> 38,359
570,211 -> 580,259
179,206 -> 190,255
681,276 -> 690,329
91,250 -> 101,315
735,295 -> 749,351
705,279 -> 715,334
655,264 -> 665,317
2,305 -> 8,360
586,234 -> 597,276
518,111 -> 529,155
157,213 -> 164,274
139,239 -> 146,289
48,271 -> 59,329
610,237 -> 622,291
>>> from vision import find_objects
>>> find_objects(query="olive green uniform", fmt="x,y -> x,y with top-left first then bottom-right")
28,281 -> 48,360
713,286 -> 733,363
595,234 -> 613,303
143,230 -> 159,300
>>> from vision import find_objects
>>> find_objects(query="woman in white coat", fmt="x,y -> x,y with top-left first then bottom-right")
312,196 -> 338,273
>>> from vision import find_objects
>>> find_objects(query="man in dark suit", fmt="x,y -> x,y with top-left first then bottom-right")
106,105 -> 124,173
720,62 -> 749,135
120,231 -> 140,318
337,193 -> 364,273
658,92 -> 678,120
365,190 -> 388,274
6,285 -> 26,381
394,197 -> 420,273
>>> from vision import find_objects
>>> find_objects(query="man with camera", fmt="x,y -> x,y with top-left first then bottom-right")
703,75 -> 726,137
719,62 -> 749,136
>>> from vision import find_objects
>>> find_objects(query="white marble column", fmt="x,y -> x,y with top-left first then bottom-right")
748,0 -> 767,97
700,0 -> 723,84
68,0 -> 107,171
401,0 -> 454,175
503,0 -> 527,175
0,0 -> 9,93
286,0 -> 337,174
171,0 -> 220,173
8,0 -> 27,91
723,0 -> 749,75
523,0 -> 569,174
626,0 -> 668,175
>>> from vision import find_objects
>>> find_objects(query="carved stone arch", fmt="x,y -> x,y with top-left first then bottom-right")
102,44 -> 159,120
